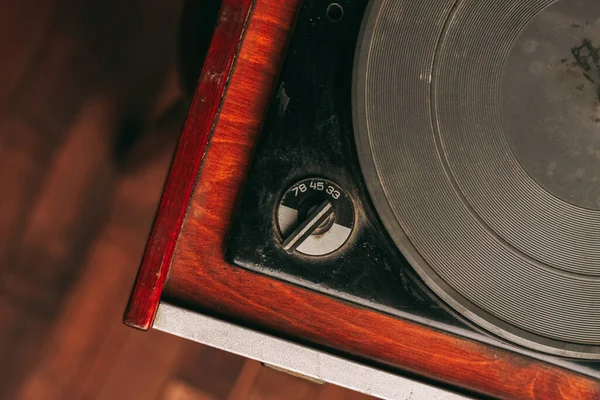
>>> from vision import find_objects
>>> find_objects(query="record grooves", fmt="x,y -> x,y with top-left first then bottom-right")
354,0 -> 600,358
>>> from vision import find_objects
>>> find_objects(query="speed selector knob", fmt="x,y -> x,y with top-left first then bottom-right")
276,178 -> 354,256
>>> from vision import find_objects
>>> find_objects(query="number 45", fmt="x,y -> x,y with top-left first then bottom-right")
310,181 -> 324,191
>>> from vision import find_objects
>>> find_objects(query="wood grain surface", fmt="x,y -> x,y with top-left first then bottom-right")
1,0 -> 185,395
123,0 -> 253,330
125,0 -> 600,399
0,0 -> 373,398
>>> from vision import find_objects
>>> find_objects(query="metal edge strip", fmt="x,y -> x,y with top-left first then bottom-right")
153,302 -> 471,400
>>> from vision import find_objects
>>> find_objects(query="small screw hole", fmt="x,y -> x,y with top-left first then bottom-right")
326,3 -> 344,22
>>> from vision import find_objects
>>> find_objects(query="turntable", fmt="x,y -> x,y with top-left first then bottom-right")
125,0 -> 600,398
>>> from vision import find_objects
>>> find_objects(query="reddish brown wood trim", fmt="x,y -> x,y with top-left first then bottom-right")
123,0 -> 253,330
159,1 -> 600,399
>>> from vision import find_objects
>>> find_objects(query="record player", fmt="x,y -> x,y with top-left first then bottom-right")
125,0 -> 600,398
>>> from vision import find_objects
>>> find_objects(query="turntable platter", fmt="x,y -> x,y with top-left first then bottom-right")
354,0 -> 600,358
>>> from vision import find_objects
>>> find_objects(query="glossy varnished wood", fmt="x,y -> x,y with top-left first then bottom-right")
127,1 -> 600,398
0,1 -> 372,398
123,0 -> 253,330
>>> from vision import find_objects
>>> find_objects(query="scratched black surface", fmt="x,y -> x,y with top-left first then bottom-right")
226,0 -> 600,377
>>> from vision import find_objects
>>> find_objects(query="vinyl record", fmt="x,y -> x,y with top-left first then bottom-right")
354,0 -> 600,358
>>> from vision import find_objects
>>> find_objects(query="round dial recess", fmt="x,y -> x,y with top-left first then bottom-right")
277,178 -> 354,256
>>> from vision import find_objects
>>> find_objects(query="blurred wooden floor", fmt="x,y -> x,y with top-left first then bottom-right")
0,0 -> 375,399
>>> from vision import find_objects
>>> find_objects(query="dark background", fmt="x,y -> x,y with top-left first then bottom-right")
0,0 -> 374,398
